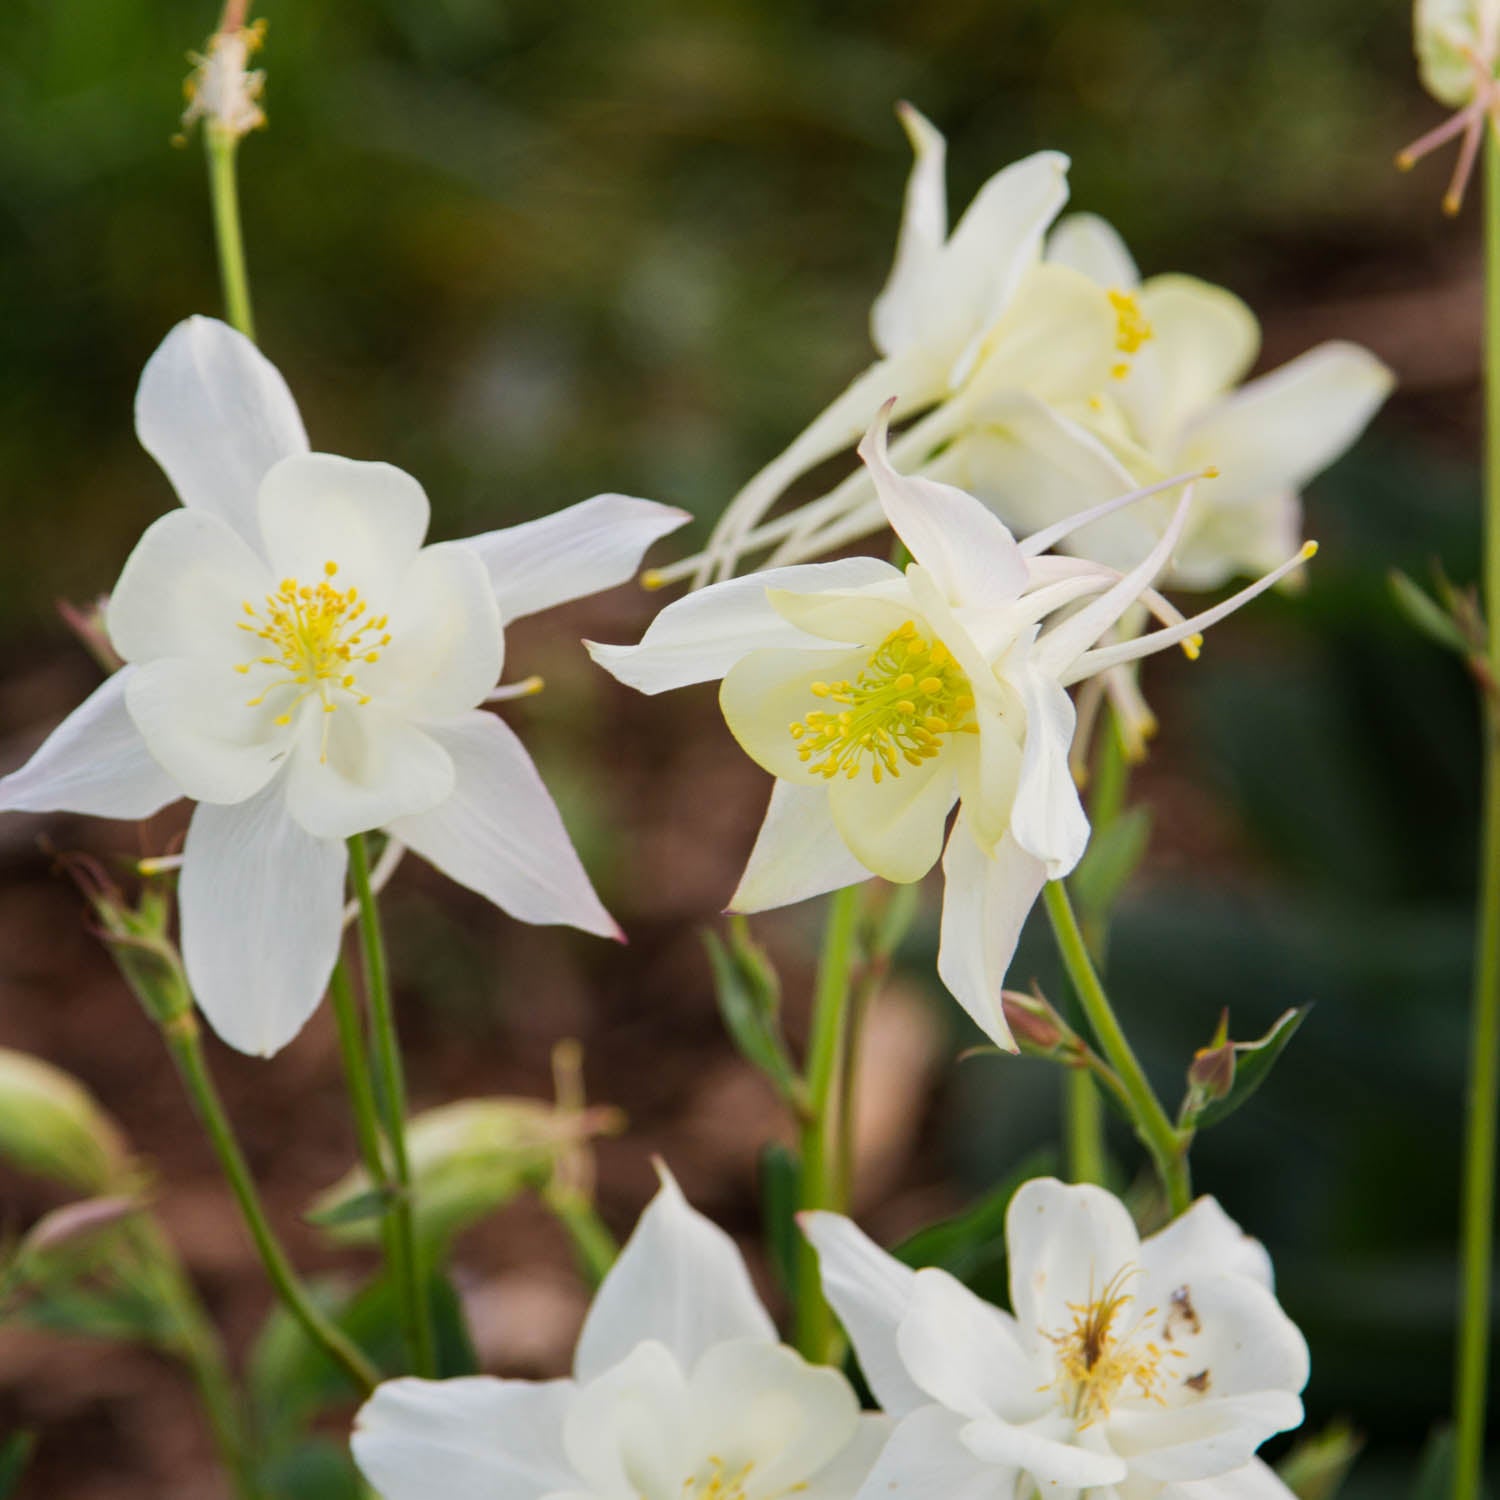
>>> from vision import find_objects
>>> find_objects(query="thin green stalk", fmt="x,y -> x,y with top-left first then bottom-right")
834,965 -> 876,1210
1453,124 -> 1500,1500
347,833 -> 436,1377
549,1194 -> 619,1289
794,884 -> 863,1363
159,1012 -> 379,1394
1065,1069 -> 1107,1186
205,123 -> 255,341
1043,881 -> 1190,1216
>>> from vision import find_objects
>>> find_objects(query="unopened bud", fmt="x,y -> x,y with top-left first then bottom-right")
20,1195 -> 140,1262
1001,990 -> 1068,1055
1188,1041 -> 1236,1102
0,1050 -> 132,1194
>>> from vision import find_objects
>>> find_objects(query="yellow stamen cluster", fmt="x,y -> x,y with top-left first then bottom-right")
1041,1266 -> 1185,1426
680,1456 -> 755,1500
235,561 -> 391,747
788,621 -> 977,784
1108,288 -> 1154,379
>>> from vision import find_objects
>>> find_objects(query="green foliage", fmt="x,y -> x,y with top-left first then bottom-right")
704,924 -> 806,1115
759,1142 -> 801,1297
1181,1007 -> 1309,1132
1278,1421 -> 1364,1500
1072,807 -> 1154,922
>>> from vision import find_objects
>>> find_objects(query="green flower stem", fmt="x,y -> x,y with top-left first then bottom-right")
548,1193 -> 619,1289
159,1011 -> 379,1394
1453,124 -> 1500,1500
1043,880 -> 1190,1216
347,833 -> 436,1378
204,123 -> 255,341
794,884 -> 863,1363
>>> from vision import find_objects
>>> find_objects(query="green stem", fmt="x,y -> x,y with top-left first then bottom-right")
159,1012 -> 379,1394
549,1194 -> 619,1289
347,833 -> 436,1378
834,963 -> 878,1210
794,884 -> 863,1363
204,124 -> 255,341
1043,881 -> 1190,1216
1065,1069 -> 1107,1186
1453,124 -> 1500,1500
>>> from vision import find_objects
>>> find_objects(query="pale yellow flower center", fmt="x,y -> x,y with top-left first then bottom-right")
1042,1266 -> 1184,1426
679,1456 -> 755,1500
1107,288 -> 1153,379
235,561 -> 391,748
788,620 -> 976,784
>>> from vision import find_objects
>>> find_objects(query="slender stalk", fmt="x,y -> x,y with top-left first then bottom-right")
835,966 -> 876,1210
204,123 -> 255,341
1453,124 -> 1500,1500
347,833 -> 436,1377
548,1194 -> 619,1289
1065,1069 -> 1107,1185
794,884 -> 863,1363
1043,881 -> 1190,1216
159,1012 -> 379,1394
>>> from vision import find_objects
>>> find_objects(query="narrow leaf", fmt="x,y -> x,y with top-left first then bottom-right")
1193,1007 -> 1309,1130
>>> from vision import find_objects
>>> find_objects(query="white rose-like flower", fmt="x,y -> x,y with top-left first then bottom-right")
803,1178 -> 1309,1500
0,316 -> 688,1057
589,408 -> 1311,1049
352,1167 -> 886,1500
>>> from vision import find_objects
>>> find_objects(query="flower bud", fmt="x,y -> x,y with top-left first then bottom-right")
1001,990 -> 1070,1056
1187,1039 -> 1237,1103
17,1195 -> 140,1263
0,1050 -> 131,1194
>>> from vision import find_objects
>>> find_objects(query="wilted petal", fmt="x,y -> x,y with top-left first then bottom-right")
386,710 -> 619,940
134,316 -> 308,551
573,1165 -> 775,1384
467,493 -> 690,625
352,1376 -> 577,1500
729,781 -> 873,914
179,780 -> 346,1056
0,669 -> 180,820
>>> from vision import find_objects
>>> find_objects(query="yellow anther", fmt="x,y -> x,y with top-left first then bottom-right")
274,713 -> 291,726
1042,1265 -> 1169,1426
641,568 -> 666,591
810,682 -> 830,697
233,663 -> 250,675
1111,362 -> 1130,380
918,677 -> 943,695
1107,288 -> 1153,356
895,699 -> 916,714
1203,465 -> 1220,478
324,560 -> 338,576
1301,539 -> 1319,559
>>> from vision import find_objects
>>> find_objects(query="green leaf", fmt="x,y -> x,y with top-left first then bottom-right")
759,1143 -> 801,1296
1192,1007 -> 1309,1130
1275,1420 -> 1362,1500
256,1437 -> 365,1500
303,1186 -> 393,1231
703,927 -> 803,1109
0,1433 -> 35,1500
1071,806 -> 1152,919
1389,570 -> 1467,654
1409,1425 -> 1455,1500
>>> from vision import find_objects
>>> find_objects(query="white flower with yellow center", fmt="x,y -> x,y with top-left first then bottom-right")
679,104 -> 1125,587
0,316 -> 688,1056
589,408 -> 1310,1049
352,1168 -> 886,1500
803,1178 -> 1309,1500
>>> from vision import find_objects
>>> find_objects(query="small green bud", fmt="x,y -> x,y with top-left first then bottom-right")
0,1050 -> 132,1194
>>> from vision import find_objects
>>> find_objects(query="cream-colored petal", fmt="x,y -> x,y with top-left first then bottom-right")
827,750 -> 956,884
871,102 -> 950,358
729,781 -> 874,914
720,645 -> 868,784
1046,212 -> 1140,290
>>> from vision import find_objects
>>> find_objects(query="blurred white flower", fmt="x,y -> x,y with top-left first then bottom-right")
804,1178 -> 1309,1500
352,1167 -> 886,1500
678,104 -> 1092,586
0,316 -> 687,1057
1403,0 -> 1500,212
589,408 -> 1310,1049
181,19 -> 267,142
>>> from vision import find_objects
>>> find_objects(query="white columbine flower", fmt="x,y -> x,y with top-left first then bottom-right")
352,1167 -> 886,1500
1403,0 -> 1500,212
589,408 -> 1310,1050
803,1178 -> 1309,1500
680,104 -> 1095,586
0,316 -> 687,1057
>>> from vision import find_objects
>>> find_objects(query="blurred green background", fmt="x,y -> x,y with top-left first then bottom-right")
0,0 -> 1491,1495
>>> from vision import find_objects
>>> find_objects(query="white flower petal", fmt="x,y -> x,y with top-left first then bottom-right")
1046,212 -> 1140,290
573,1165 -> 775,1385
257,453 -> 430,600
871,102 -> 950,358
1106,1392 -> 1305,1483
801,1414 -> 892,1500
858,408 -> 1030,610
179,780 -> 346,1056
960,1414 -> 1128,1488
1141,1197 -> 1275,1294
352,1376 -> 576,1500
124,657 -> 287,805
855,1406 -> 1018,1500
897,1267 -> 1045,1423
386,711 -> 619,940
376,542 -> 503,719
1008,668 -> 1089,878
937,821 -> 1047,1051
586,558 -> 898,694
799,1211 -> 928,1418
283,706 -> 454,840
827,750 -> 957,884
467,494 -> 691,625
106,508 -> 274,666
1171,487 -> 1303,591
1006,1178 -> 1142,1346
1171,1457 -> 1299,1500
764,581 -> 918,647
0,669 -> 180,819
134,316 -> 308,549
729,781 -> 874,914
1176,341 -> 1394,510
686,1340 -> 862,1496
564,1340 -> 687,1497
